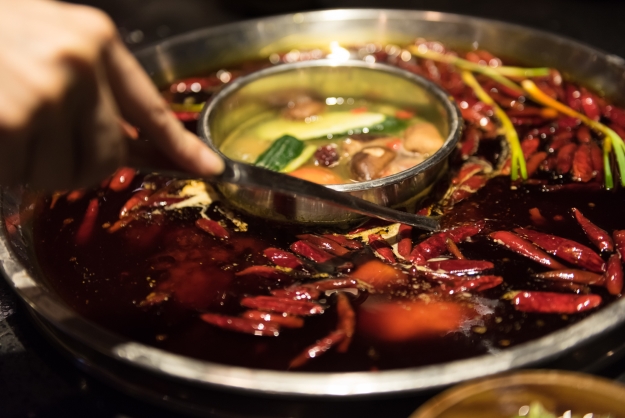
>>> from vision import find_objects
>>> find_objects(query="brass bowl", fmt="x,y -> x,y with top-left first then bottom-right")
411,370 -> 625,417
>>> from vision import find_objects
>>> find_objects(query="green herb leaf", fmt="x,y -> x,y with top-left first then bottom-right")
255,135 -> 305,172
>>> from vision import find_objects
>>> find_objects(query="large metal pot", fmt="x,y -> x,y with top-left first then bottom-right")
3,9 -> 625,401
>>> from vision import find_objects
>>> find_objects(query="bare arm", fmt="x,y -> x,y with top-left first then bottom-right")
0,0 -> 224,190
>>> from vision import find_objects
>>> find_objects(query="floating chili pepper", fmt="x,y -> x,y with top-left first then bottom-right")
533,269 -> 604,285
571,144 -> 594,182
556,143 -> 577,175
119,189 -> 152,218
240,296 -> 324,316
605,253 -> 624,295
304,278 -> 361,292
335,293 -> 355,353
572,208 -> 613,252
263,248 -> 304,269
196,218 -> 230,239
580,88 -> 601,121
200,313 -> 280,337
489,231 -> 567,270
241,311 -> 304,328
368,234 -> 396,263
515,228 -> 605,273
506,291 -> 601,314
296,234 -> 350,256
290,240 -> 334,263
234,266 -> 292,283
411,221 -> 485,264
427,259 -> 494,275
440,275 -> 503,294
66,189 -> 85,202
108,167 -> 137,192
613,230 -> 625,260
445,238 -> 465,259
271,286 -> 320,301
397,224 -> 413,258
289,330 -> 345,369
460,126 -> 480,159
75,198 -> 99,245
321,234 -> 363,250
526,152 -> 548,178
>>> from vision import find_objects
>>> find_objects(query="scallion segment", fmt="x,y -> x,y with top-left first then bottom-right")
522,80 -> 625,188
408,46 -> 526,95
255,135 -> 305,172
461,71 -> 527,180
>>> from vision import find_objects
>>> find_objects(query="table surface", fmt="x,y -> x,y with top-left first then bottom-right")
4,1 -> 625,417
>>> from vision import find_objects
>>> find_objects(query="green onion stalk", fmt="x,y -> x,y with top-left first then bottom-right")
408,44 -> 625,188
521,80 -> 625,188
460,71 -> 527,180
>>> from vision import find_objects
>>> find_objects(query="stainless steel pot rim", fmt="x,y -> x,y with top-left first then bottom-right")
3,8 -> 625,397
198,59 -> 462,193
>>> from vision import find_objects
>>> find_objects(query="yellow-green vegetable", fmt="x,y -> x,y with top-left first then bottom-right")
461,71 -> 527,180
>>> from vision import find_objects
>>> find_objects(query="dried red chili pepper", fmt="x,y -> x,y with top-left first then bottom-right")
75,198 -> 99,245
427,259 -> 494,275
613,230 -> 625,260
556,143 -> 578,175
571,144 -> 594,182
271,286 -> 320,301
196,218 -> 229,239
240,296 -> 324,316
572,208 -> 613,252
290,240 -> 334,263
108,167 -> 137,192
526,152 -> 548,178
296,234 -> 350,256
489,231 -> 567,270
119,189 -> 152,218
411,221 -> 485,264
605,253 -> 624,296
533,269 -> 604,285
241,311 -> 304,328
321,234 -> 363,250
580,88 -> 601,121
263,248 -> 304,269
397,224 -> 413,258
66,189 -> 86,202
335,293 -> 355,353
235,266 -> 292,283
200,313 -> 280,337
507,291 -> 601,314
515,228 -> 605,273
289,330 -> 345,369
440,275 -> 503,294
445,238 -> 465,259
368,234 -> 396,263
304,278 -> 361,292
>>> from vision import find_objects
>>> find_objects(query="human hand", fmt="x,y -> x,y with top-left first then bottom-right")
0,0 -> 224,190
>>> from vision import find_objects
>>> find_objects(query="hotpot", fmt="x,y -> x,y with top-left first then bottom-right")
3,9 -> 625,405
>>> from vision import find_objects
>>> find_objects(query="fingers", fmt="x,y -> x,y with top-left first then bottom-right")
103,36 -> 225,176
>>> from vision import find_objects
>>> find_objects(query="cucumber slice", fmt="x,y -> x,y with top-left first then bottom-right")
254,135 -> 305,171
255,112 -> 386,140
281,144 -> 317,173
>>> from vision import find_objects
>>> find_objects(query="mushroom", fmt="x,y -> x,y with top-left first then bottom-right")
350,146 -> 397,181
403,122 -> 444,155
281,97 -> 326,120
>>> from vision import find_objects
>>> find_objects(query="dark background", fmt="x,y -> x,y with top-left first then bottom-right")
2,1 -> 625,417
